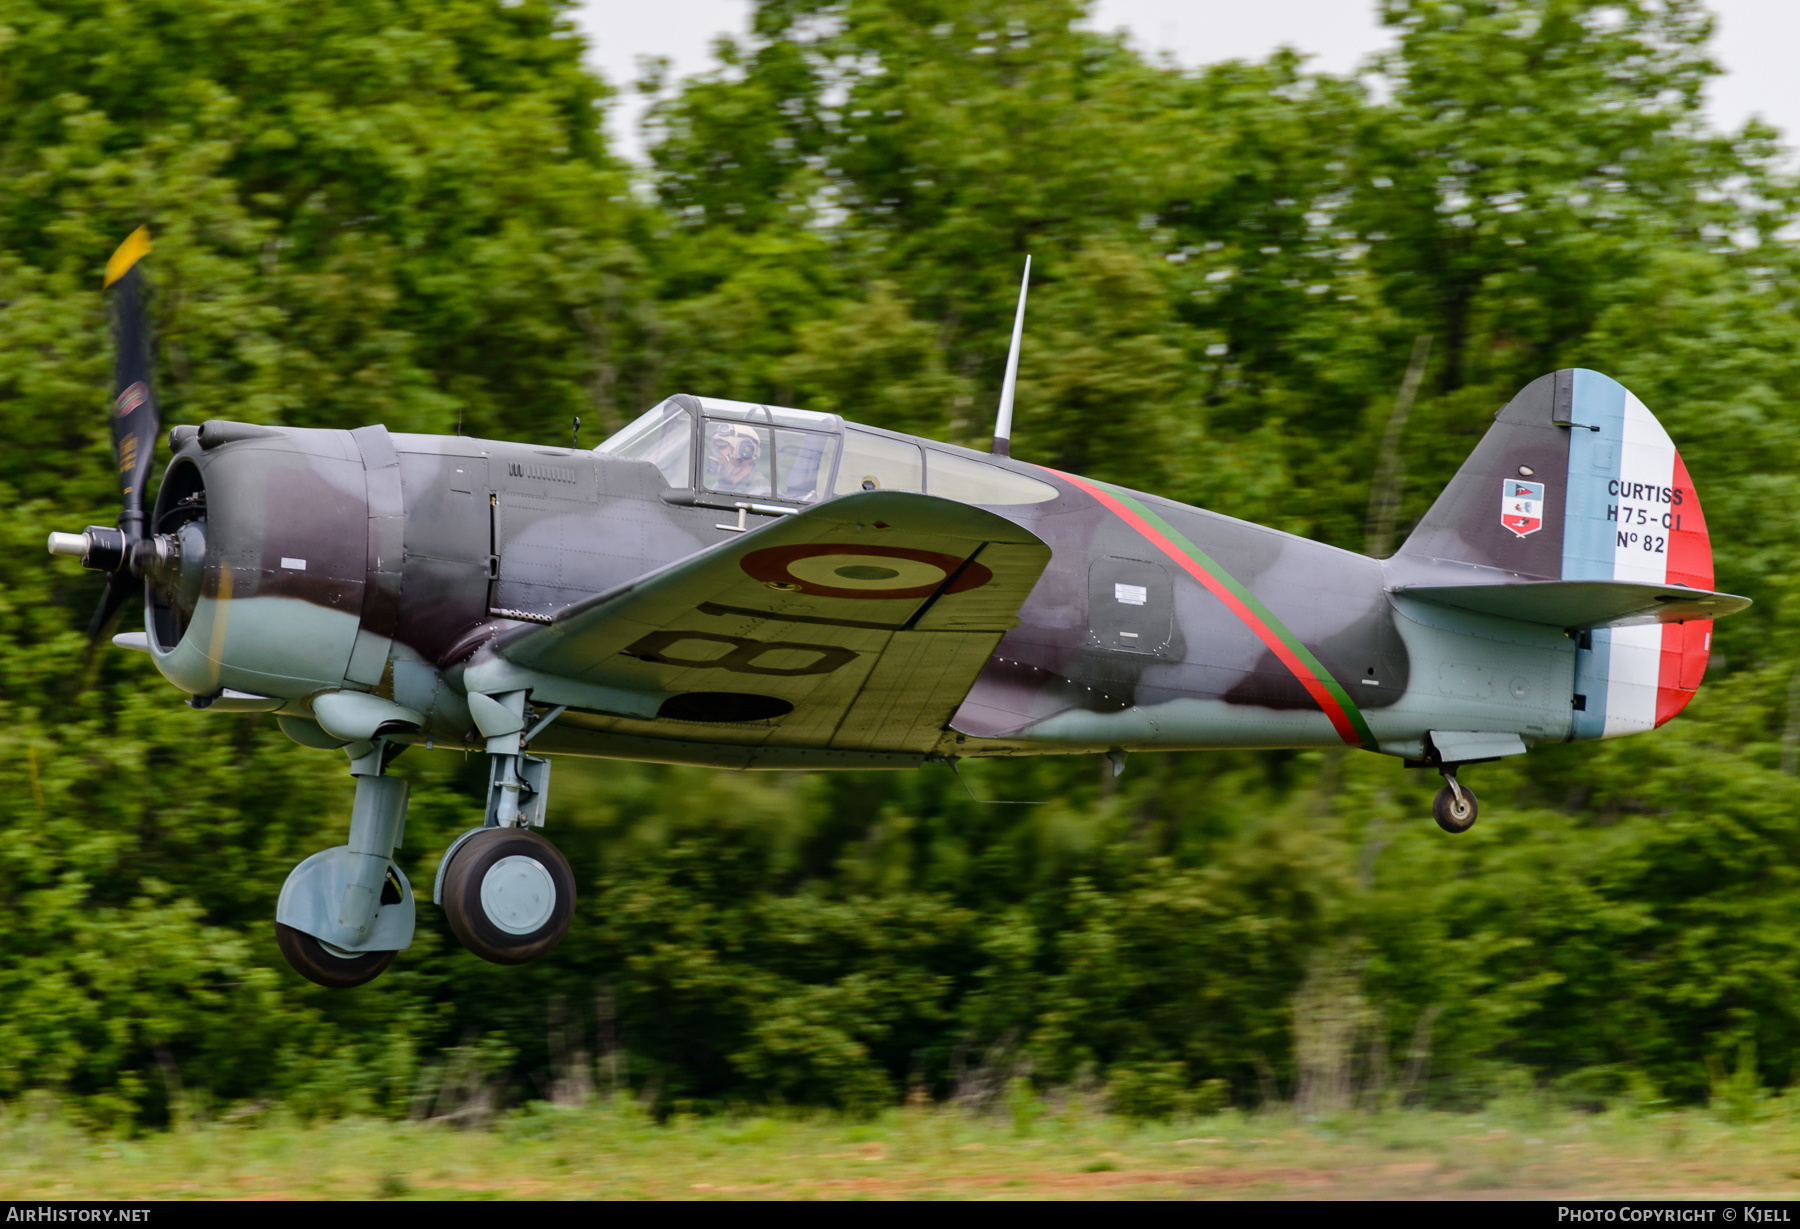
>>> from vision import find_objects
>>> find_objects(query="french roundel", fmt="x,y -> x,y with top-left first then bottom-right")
740,543 -> 992,600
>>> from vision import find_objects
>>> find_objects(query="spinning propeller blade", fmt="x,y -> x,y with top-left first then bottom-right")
48,228 -> 162,654
105,226 -> 160,546
84,573 -> 133,645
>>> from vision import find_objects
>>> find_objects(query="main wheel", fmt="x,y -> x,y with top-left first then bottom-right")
1433,783 -> 1479,833
440,827 -> 576,965
276,922 -> 396,989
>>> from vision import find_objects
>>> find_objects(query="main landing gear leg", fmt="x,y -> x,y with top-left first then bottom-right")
436,693 -> 576,966
1433,766 -> 1479,834
275,738 -> 416,988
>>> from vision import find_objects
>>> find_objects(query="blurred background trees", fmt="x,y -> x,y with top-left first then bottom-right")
3,0 -> 1800,1123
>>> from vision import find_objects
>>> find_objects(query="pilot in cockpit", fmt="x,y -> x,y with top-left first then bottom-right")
706,422 -> 766,496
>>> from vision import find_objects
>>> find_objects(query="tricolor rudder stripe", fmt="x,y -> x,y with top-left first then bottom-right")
1562,371 -> 1714,739
1048,469 -> 1377,749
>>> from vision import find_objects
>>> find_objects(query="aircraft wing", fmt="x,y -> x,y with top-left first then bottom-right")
490,491 -> 1051,753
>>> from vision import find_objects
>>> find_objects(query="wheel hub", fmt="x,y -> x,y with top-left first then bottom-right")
479,855 -> 557,935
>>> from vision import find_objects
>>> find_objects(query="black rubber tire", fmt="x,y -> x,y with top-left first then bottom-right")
276,922 -> 397,989
1433,783 -> 1479,833
440,828 -> 576,965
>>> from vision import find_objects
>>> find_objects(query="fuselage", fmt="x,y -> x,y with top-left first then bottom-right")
141,396 -> 1582,768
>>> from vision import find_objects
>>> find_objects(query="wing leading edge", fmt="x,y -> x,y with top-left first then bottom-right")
486,491 -> 1051,754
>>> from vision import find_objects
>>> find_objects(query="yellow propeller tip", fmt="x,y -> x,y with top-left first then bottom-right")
103,226 -> 152,288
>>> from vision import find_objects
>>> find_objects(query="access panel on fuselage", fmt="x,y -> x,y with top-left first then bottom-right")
396,450 -> 493,658
490,450 -> 603,619
1087,556 -> 1174,655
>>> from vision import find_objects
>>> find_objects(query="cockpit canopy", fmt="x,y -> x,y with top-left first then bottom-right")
598,394 -> 1058,508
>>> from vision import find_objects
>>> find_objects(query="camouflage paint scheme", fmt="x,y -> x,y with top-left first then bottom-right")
139,372 -> 1741,775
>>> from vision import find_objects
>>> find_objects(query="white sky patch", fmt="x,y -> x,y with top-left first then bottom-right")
575,0 -> 1798,166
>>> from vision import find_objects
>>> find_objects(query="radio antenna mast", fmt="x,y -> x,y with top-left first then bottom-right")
990,256 -> 1030,457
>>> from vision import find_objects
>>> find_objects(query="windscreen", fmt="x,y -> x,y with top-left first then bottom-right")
599,399 -> 693,487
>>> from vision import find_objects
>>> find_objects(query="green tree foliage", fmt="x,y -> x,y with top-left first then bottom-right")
2,0 -> 1800,1123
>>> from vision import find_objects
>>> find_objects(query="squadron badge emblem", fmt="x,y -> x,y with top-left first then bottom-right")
1501,478 -> 1545,538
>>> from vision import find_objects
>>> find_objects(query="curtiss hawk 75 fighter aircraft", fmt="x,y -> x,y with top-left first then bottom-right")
50,235 -> 1750,987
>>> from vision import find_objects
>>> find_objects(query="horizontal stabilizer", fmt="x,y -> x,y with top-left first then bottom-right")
1394,580 -> 1750,630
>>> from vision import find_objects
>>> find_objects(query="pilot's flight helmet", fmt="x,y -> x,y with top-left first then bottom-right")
709,422 -> 762,464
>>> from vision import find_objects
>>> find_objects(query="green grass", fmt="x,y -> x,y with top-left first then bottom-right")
10,1097 -> 1800,1199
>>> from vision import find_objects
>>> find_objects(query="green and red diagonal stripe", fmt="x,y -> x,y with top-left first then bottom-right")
1049,469 -> 1376,749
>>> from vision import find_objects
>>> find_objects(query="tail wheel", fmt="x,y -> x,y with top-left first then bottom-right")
276,922 -> 396,989
1433,783 -> 1479,834
440,828 -> 576,965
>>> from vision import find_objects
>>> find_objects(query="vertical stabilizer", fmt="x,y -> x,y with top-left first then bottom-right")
1394,369 -> 1715,737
